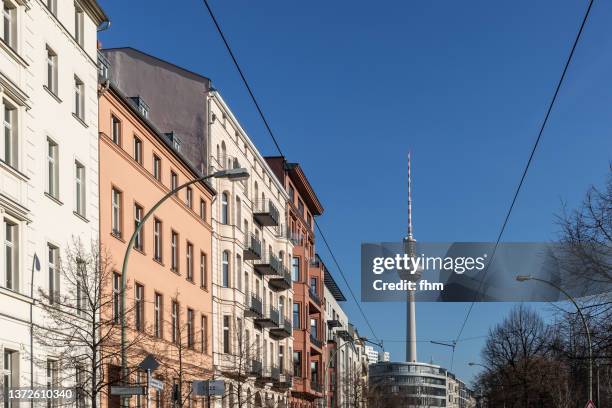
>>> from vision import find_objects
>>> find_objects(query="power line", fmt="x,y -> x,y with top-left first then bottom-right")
451,0 -> 595,367
200,0 -> 381,342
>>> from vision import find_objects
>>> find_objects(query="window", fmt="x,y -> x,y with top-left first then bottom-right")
171,301 -> 179,343
47,244 -> 59,303
293,303 -> 300,329
310,318 -> 318,338
200,252 -> 207,289
293,351 -> 302,378
134,204 -> 144,251
74,4 -> 84,46
112,272 -> 120,323
171,171 -> 178,193
46,0 -> 57,15
2,0 -> 16,50
298,199 -> 305,217
288,184 -> 295,204
4,220 -> 18,290
222,250 -> 230,288
2,100 -> 18,168
74,162 -> 86,216
235,254 -> 242,292
310,276 -> 318,295
223,315 -> 230,354
221,192 -> 229,224
291,257 -> 300,282
186,187 -> 193,208
186,242 -> 193,281
46,359 -> 58,408
133,136 -> 143,164
46,46 -> 58,95
170,231 -> 179,272
200,315 -> 208,353
235,196 -> 241,228
111,188 -> 122,237
310,361 -> 318,384
153,218 -> 162,261
111,115 -> 121,145
153,154 -> 161,181
46,138 -> 59,198
3,349 -> 17,408
135,283 -> 144,331
74,76 -> 84,119
187,308 -> 194,349
199,199 -> 206,221
154,293 -> 162,338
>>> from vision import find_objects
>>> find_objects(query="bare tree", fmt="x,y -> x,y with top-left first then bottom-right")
33,239 -> 143,408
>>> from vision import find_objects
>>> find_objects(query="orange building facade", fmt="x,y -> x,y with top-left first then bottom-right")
99,81 -> 215,407
266,157 -> 325,408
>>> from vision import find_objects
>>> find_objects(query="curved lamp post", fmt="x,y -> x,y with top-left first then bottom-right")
119,168 -> 249,386
516,275 -> 593,402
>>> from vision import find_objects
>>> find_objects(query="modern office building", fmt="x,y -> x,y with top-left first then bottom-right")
266,157 -> 325,408
378,352 -> 390,363
0,0 -> 107,405
98,67 -> 216,407
365,346 -> 379,365
102,48 -> 294,407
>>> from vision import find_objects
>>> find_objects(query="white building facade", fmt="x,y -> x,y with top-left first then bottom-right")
0,0 -> 106,402
208,91 -> 294,407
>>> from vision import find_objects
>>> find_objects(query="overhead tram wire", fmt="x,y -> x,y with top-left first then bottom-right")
450,0 -> 595,368
200,0 -> 381,344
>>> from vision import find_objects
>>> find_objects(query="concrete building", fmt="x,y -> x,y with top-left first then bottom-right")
378,352 -> 390,363
266,157 -> 325,408
102,48 -> 294,407
324,270 -> 366,408
0,0 -> 107,405
364,346 -> 379,365
98,72 -> 216,407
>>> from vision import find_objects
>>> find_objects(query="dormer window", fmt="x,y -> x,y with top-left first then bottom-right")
130,96 -> 150,119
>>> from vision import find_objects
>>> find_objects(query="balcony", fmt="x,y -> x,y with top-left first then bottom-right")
309,289 -> 322,308
259,365 -> 280,383
243,233 -> 262,260
310,381 -> 323,394
253,199 -> 279,226
268,265 -> 292,291
336,328 -> 351,342
327,319 -> 342,328
254,305 -> 280,328
249,359 -> 262,377
288,230 -> 305,246
244,294 -> 263,318
273,370 -> 293,390
254,252 -> 282,276
269,316 -> 292,340
310,333 -> 323,350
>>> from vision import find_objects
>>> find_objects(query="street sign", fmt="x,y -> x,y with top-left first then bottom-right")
149,378 -> 164,391
192,380 -> 225,396
139,355 -> 160,371
584,401 -> 596,408
110,386 -> 147,396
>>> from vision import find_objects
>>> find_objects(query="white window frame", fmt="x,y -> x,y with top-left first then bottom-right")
74,3 -> 84,46
46,138 -> 59,198
74,76 -> 84,120
74,161 -> 86,217
111,188 -> 122,237
3,218 -> 19,291
1,98 -> 18,168
153,218 -> 162,261
2,0 -> 17,50
47,243 -> 59,304
45,46 -> 58,95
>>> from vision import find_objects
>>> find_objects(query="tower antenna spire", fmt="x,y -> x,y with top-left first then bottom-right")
407,151 -> 413,240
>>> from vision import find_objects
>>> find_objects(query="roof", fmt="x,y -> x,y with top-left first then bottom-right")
80,0 -> 109,25
323,257 -> 346,301
104,80 -> 216,196
284,161 -> 324,216
102,47 -> 212,84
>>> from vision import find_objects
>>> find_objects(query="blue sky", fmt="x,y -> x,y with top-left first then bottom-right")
99,0 -> 612,382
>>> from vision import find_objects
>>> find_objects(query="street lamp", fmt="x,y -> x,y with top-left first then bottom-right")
119,168 -> 249,387
516,274 -> 593,403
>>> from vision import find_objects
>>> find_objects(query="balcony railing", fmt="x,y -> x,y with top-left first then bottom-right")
310,381 -> 323,393
244,294 -> 263,318
309,289 -> 322,307
274,369 -> 293,389
253,198 -> 279,226
288,230 -> 305,246
243,233 -> 262,260
270,315 -> 292,340
269,264 -> 292,291
254,252 -> 282,276
254,305 -> 279,328
249,359 -> 262,376
310,333 -> 322,349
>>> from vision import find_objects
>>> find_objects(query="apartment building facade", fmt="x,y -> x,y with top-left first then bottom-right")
0,0 -> 107,404
208,92 -> 294,408
324,271 -> 367,408
98,75 -> 216,407
266,157 -> 325,408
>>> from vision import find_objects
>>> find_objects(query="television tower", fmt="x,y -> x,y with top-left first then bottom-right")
404,151 -> 419,363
